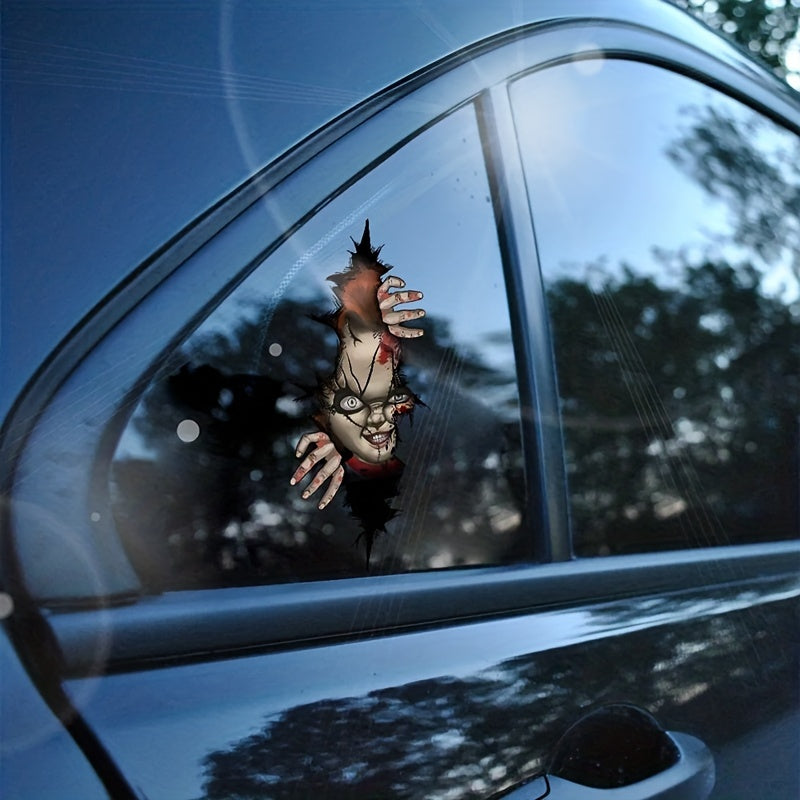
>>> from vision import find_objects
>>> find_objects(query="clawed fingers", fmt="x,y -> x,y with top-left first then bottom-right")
290,431 -> 344,508
382,307 -> 425,326
300,449 -> 342,500
384,306 -> 425,338
378,275 -> 425,337
317,465 -> 344,509
388,323 -> 424,338
378,275 -> 406,297
290,439 -> 336,485
294,431 -> 331,458
379,289 -> 423,310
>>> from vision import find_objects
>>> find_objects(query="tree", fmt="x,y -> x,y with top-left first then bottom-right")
672,0 -> 800,89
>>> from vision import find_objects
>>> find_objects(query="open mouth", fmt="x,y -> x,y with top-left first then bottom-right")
362,430 -> 393,449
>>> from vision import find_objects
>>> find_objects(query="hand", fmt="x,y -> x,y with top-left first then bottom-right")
378,275 -> 425,338
290,431 -> 344,509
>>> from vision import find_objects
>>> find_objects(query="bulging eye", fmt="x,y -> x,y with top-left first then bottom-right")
334,391 -> 365,414
389,388 -> 411,405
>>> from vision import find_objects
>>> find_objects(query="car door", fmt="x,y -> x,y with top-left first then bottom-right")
2,13 -> 798,800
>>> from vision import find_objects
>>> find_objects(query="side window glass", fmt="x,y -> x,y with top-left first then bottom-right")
111,105 -> 530,590
511,60 -> 799,556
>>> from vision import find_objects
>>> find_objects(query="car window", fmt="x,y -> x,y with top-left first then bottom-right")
110,104 -> 530,591
511,59 -> 799,556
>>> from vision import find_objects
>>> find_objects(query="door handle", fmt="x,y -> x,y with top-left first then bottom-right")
494,705 -> 715,800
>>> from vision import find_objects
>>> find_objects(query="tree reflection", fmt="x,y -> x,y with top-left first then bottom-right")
197,595 -> 798,799
667,103 -> 800,279
549,258 -> 799,556
672,0 -> 800,83
545,97 -> 800,557
111,297 -> 527,591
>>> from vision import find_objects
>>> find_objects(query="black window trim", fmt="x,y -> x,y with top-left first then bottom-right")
49,541 -> 800,675
477,84 -> 571,563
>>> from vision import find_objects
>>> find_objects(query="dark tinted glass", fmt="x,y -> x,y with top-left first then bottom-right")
511,59 -> 799,556
111,105 -> 529,590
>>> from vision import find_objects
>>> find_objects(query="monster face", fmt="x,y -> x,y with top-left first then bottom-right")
323,334 -> 415,464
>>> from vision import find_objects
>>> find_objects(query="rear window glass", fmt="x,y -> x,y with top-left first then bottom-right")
512,59 -> 799,555
111,105 -> 531,590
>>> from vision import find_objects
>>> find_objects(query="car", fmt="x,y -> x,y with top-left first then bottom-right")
2,1 -> 798,798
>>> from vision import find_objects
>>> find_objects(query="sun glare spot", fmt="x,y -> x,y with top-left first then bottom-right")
176,419 -> 200,443
0,593 -> 14,620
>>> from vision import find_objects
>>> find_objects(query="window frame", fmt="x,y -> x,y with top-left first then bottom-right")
3,19 -> 799,676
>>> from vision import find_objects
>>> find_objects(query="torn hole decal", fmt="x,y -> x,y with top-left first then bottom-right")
290,220 -> 425,561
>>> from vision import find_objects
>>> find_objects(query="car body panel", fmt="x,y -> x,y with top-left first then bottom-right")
0,628 -> 108,800
62,573 -> 799,798
2,3 -> 799,800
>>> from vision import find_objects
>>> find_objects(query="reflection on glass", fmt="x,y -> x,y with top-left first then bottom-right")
194,587 -> 798,799
511,60 -> 799,555
111,104 -> 528,590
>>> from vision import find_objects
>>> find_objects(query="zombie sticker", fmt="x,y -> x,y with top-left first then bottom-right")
290,220 -> 424,559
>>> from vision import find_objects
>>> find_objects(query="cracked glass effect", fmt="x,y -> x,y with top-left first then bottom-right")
287,220 -> 425,561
